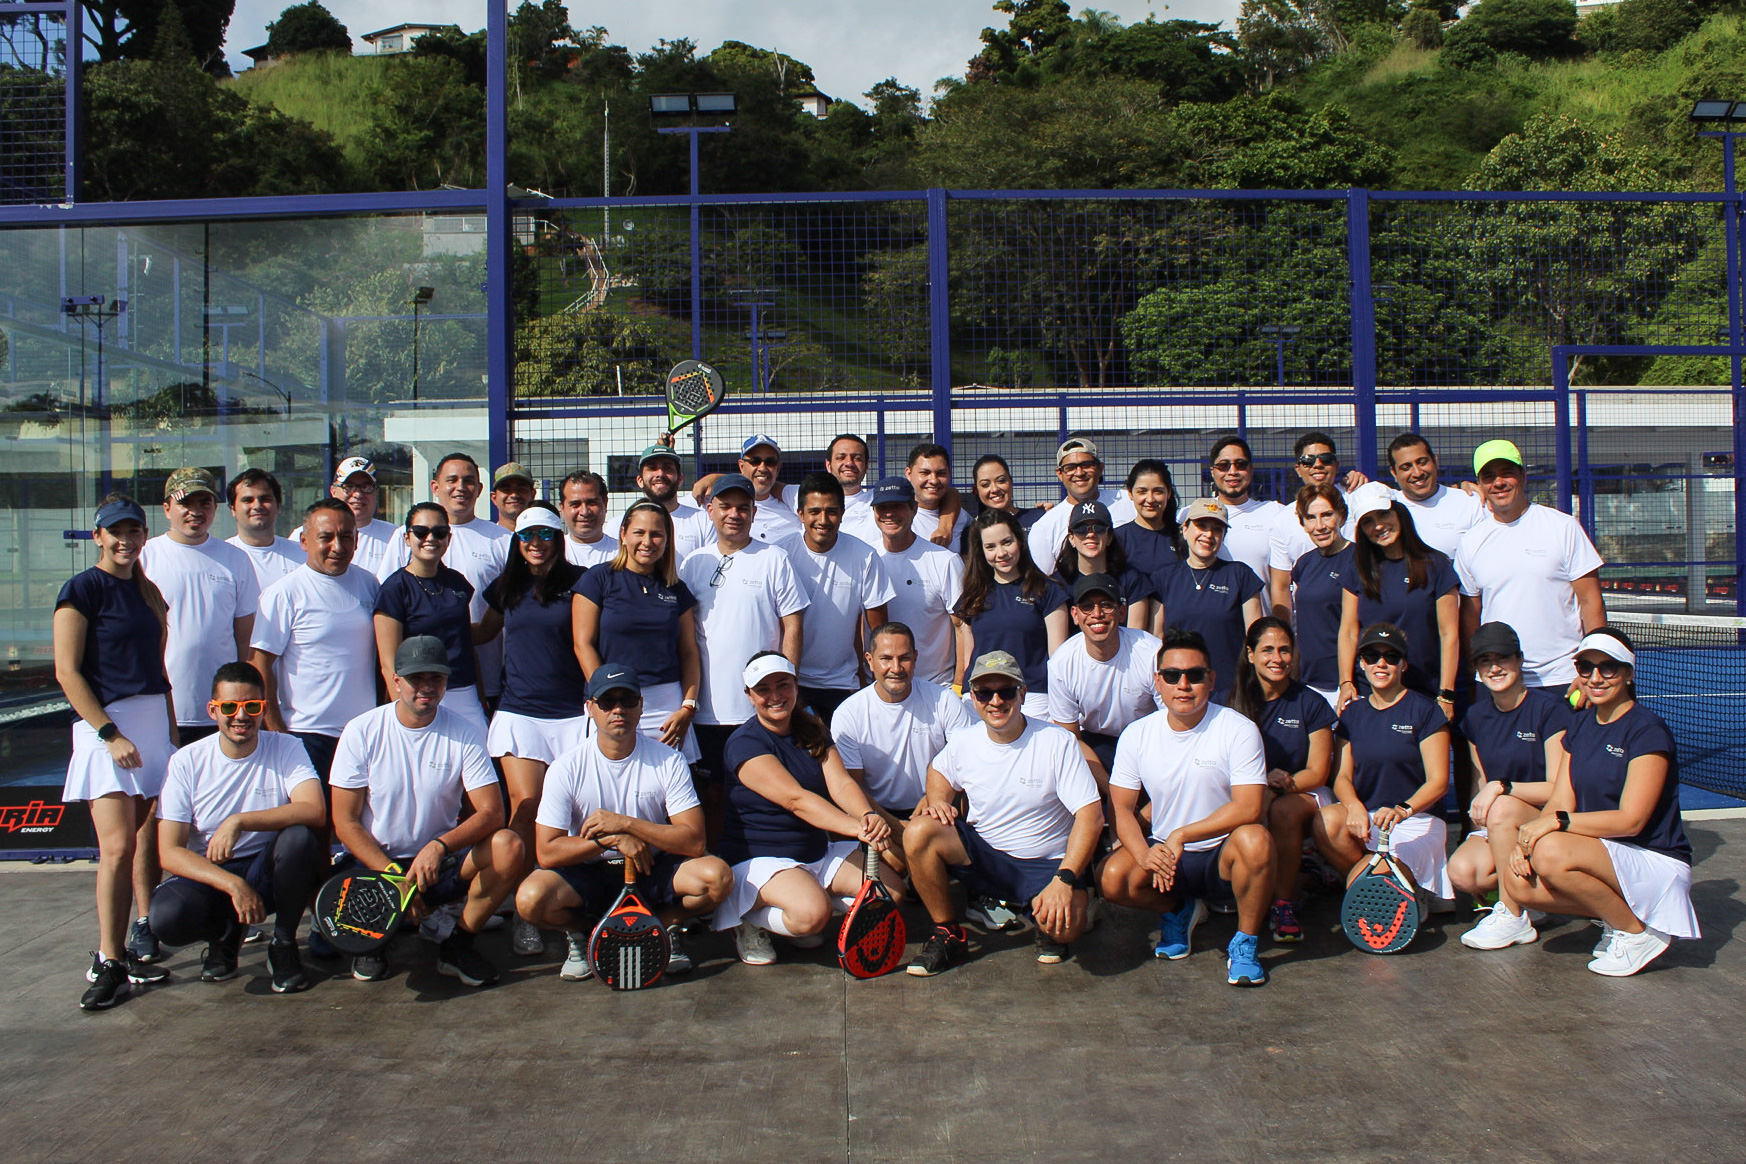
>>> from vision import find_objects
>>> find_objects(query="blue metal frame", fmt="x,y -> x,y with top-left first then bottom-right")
484,0 -> 510,480
927,188 -> 952,451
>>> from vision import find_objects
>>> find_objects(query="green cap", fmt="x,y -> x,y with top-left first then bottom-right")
637,445 -> 681,469
967,650 -> 1026,686
1471,439 -> 1523,476
164,466 -> 220,501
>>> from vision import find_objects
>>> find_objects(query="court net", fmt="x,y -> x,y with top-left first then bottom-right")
1610,611 -> 1746,801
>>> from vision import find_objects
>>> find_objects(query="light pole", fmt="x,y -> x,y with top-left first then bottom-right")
650,92 -> 735,362
410,286 -> 434,402
62,295 -> 125,497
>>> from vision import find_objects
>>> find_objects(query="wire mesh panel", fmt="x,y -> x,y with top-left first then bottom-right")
0,2 -> 67,204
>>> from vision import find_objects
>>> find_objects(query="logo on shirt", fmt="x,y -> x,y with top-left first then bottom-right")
1391,723 -> 1415,735
1514,731 -> 1539,742
657,590 -> 677,603
1328,571 -> 1341,580
1208,583 -> 1229,595
1523,547 -> 1547,557
1276,717 -> 1302,729
1605,744 -> 1625,758
1191,757 -> 1217,768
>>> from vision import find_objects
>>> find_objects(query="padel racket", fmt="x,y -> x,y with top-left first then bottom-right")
838,846 -> 907,979
1341,824 -> 1421,954
587,857 -> 670,990
664,359 -> 725,436
313,865 -> 418,955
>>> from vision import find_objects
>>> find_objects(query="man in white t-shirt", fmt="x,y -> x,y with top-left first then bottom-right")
329,635 -> 521,987
902,650 -> 1103,976
1385,433 -> 1485,558
558,469 -> 620,568
141,465 -> 260,744
733,434 -> 805,544
490,461 -> 536,533
826,433 -> 875,518
781,472 -> 894,726
149,660 -> 326,994
677,473 -> 808,789
902,442 -> 971,547
865,476 -> 964,687
249,498 -> 380,780
1098,627 -> 1275,987
1047,573 -> 1163,784
628,444 -> 714,562
1267,432 -> 1365,617
516,663 -> 731,981
1026,436 -> 1133,568
1456,439 -> 1606,690
1204,436 -> 1281,586
331,456 -> 401,578
225,468 -> 302,591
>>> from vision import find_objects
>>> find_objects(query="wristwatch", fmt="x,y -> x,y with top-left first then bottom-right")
1497,780 -> 1513,798
681,698 -> 699,711
1053,868 -> 1079,889
1437,689 -> 1457,702
1393,801 -> 1414,815
96,722 -> 120,743
1555,810 -> 1571,832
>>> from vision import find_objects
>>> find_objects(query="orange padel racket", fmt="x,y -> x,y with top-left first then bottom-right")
838,846 -> 907,978
1341,824 -> 1421,954
588,857 -> 670,990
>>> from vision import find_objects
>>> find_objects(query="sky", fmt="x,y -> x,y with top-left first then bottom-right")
223,0 -> 1243,105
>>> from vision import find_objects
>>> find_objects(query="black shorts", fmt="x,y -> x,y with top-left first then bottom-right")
692,724 -> 739,786
799,686 -> 855,729
331,850 -> 467,909
948,818 -> 1062,907
1080,731 -> 1120,774
551,853 -> 685,914
291,731 -> 340,782
1172,840 -> 1236,904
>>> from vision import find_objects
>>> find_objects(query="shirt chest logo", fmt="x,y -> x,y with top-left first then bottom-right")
1391,723 -> 1415,735
657,591 -> 677,603
1605,743 -> 1625,758
1208,583 -> 1229,595
1276,717 -> 1301,729
1514,731 -> 1538,742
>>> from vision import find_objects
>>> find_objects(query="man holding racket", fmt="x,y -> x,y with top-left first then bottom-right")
329,636 -> 524,987
634,444 -> 715,562
516,663 -> 732,981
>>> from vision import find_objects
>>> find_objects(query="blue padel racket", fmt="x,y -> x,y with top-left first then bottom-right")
664,359 -> 725,437
587,857 -> 669,990
1341,824 -> 1421,955
838,846 -> 907,979
314,865 -> 418,955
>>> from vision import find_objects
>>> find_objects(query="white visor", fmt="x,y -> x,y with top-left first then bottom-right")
743,654 -> 797,689
514,507 -> 564,534
1575,632 -> 1634,668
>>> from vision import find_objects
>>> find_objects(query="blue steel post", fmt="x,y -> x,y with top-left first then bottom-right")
690,130 -> 702,361
63,0 -> 81,201
484,0 -> 511,476
1552,350 -> 1573,516
926,188 -> 952,453
1727,136 -> 1746,617
1577,389 -> 1594,539
1346,189 -> 1378,478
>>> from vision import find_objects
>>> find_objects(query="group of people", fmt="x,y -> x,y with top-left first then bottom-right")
54,426 -> 1700,1010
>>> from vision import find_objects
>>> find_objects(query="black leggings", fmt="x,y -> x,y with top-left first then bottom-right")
149,825 -> 325,947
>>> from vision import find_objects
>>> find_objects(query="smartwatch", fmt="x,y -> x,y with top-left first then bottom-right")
1555,810 -> 1571,832
96,722 -> 120,743
1053,868 -> 1079,889
1437,688 -> 1457,702
1393,801 -> 1414,816
681,698 -> 699,711
1497,780 -> 1513,798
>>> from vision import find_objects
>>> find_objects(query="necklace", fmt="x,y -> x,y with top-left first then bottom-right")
409,568 -> 444,597
1187,561 -> 1212,590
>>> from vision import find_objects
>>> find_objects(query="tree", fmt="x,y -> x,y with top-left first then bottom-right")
359,56 -> 484,190
966,0 -> 1075,84
1440,0 -> 1578,63
515,311 -> 669,397
1401,2 -> 1444,49
1237,0 -> 1334,90
263,1 -> 350,57
1577,0 -> 1701,54
80,0 -> 234,70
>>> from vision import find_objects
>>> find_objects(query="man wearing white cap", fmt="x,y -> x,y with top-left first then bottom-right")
557,470 -> 619,568
733,434 -> 803,544
1025,436 -> 1133,569
330,456 -> 400,577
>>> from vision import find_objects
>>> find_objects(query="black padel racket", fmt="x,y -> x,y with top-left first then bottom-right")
664,359 -> 725,436
314,865 -> 418,955
588,857 -> 670,990
838,846 -> 907,979
1341,825 -> 1421,955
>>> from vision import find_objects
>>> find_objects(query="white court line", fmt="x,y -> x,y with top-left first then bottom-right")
1683,807 -> 1746,820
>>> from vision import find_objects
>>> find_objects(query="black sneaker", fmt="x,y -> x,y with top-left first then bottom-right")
126,918 -> 161,963
437,931 -> 500,987
1034,931 -> 1071,965
87,950 -> 168,985
80,956 -> 128,1011
267,939 -> 310,994
351,951 -> 388,982
906,926 -> 968,977
201,926 -> 243,982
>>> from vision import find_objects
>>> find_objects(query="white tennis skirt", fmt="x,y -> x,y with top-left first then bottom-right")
486,710 -> 589,763
639,681 -> 700,763
64,694 -> 176,802
1600,838 -> 1700,940
1365,812 -> 1452,898
713,838 -> 859,931
441,685 -> 489,737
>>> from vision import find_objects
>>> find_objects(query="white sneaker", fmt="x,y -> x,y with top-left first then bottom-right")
1588,925 -> 1671,977
735,922 -> 777,966
1592,922 -> 1616,958
966,896 -> 1021,932
559,931 -> 593,981
419,901 -> 461,944
512,916 -> 545,956
1460,901 -> 1538,950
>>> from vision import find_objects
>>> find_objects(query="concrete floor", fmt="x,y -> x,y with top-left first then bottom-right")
4,822 -> 1746,1164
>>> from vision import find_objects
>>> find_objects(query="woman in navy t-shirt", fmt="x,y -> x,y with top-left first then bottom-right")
954,509 -> 1068,717
373,501 -> 485,734
956,454 -> 1047,554
1286,483 -> 1353,707
1231,617 -> 1335,944
1317,621 -> 1452,900
1050,500 -> 1158,635
1113,458 -> 1185,584
713,653 -> 895,966
1486,628 -> 1698,976
1339,490 -> 1460,718
573,501 -> 701,761
1149,498 -> 1263,704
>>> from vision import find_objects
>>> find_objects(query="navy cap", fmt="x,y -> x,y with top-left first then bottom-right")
869,476 -> 915,506
1068,499 -> 1113,532
586,662 -> 641,701
94,497 -> 148,530
709,473 -> 755,500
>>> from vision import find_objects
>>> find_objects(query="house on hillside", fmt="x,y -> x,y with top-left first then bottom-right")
239,44 -> 282,70
360,24 -> 446,55
795,89 -> 832,119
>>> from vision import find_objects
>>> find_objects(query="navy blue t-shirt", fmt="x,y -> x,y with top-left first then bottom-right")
718,719 -> 832,865
1256,682 -> 1337,776
964,577 -> 1069,694
1563,704 -> 1691,863
1344,549 -> 1459,696
55,567 -> 171,712
574,564 -> 697,688
484,563 -> 587,719
1151,558 -> 1263,702
1336,689 -> 1449,811
957,506 -> 1047,554
1115,523 -> 1180,580
1290,545 -> 1354,691
375,566 -> 478,689
1460,686 -> 1573,787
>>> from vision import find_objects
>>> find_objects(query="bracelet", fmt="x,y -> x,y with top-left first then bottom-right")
1339,680 -> 1357,689
863,810 -> 880,819
432,837 -> 450,857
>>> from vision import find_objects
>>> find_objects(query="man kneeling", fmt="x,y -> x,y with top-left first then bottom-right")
517,664 -> 732,981
1099,628 -> 1276,987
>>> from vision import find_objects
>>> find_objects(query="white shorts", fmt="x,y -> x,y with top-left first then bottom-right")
579,681 -> 701,763
64,694 -> 176,802
441,685 -> 489,737
1365,812 -> 1452,898
486,710 -> 589,763
713,838 -> 859,931
1600,839 -> 1700,940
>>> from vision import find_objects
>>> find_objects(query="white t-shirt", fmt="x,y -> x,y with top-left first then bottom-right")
1026,486 -> 1131,568
1109,703 -> 1267,851
1047,627 -> 1163,737
378,517 -> 511,695
669,502 -> 716,562
251,564 -> 380,737
1455,504 -> 1604,687
565,533 -> 619,569
749,495 -> 804,545
782,531 -> 897,690
678,539 -> 810,725
226,535 -> 304,592
1393,484 -> 1486,559
156,731 -> 319,859
832,679 -> 976,809
352,518 -> 401,578
535,734 -> 700,861
141,534 -> 262,726
932,718 -> 1099,860
329,703 -> 498,857
874,537 -> 965,686
1217,497 -> 1283,585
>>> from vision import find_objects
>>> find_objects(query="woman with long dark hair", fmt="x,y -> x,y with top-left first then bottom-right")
374,501 -> 487,735
953,508 -> 1069,716
957,454 -> 1048,553
1113,458 -> 1185,580
1288,483 -> 1353,709
1052,501 -> 1158,634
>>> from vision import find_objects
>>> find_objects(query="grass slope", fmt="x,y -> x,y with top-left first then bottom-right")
226,53 -> 388,170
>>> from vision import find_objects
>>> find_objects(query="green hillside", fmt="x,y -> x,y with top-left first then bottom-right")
226,52 -> 389,171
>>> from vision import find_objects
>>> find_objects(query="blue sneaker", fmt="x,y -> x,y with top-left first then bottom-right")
1154,898 -> 1206,960
1226,931 -> 1267,987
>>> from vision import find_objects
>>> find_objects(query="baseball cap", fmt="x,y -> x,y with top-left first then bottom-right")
94,497 -> 148,530
586,662 -> 641,701
164,466 -> 220,502
1057,437 -> 1100,467
514,506 -> 564,534
709,473 -> 755,500
1472,439 -> 1524,477
637,444 -> 681,470
968,650 -> 1026,685
1469,622 -> 1522,659
1072,573 -> 1122,604
869,476 -> 915,506
1180,497 -> 1229,526
1347,480 -> 1396,526
1068,500 -> 1113,532
332,456 -> 376,487
741,433 -> 781,457
394,635 -> 452,677
493,462 -> 535,489
1357,623 -> 1408,654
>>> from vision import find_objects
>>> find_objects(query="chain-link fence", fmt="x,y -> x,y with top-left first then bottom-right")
0,2 -> 69,204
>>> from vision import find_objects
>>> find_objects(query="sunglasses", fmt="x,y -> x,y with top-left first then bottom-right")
1158,667 -> 1209,685
1297,452 -> 1338,467
1574,658 -> 1626,679
1058,460 -> 1099,474
1075,598 -> 1118,614
970,684 -> 1021,704
1359,648 -> 1404,666
594,693 -> 642,711
742,455 -> 780,467
210,699 -> 266,717
408,524 -> 450,540
1211,458 -> 1250,471
1071,523 -> 1111,537
516,527 -> 560,543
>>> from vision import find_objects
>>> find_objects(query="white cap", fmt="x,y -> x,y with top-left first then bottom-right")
1348,481 -> 1395,527
1575,631 -> 1634,668
742,654 -> 797,689
514,507 -> 564,534
332,456 -> 375,486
